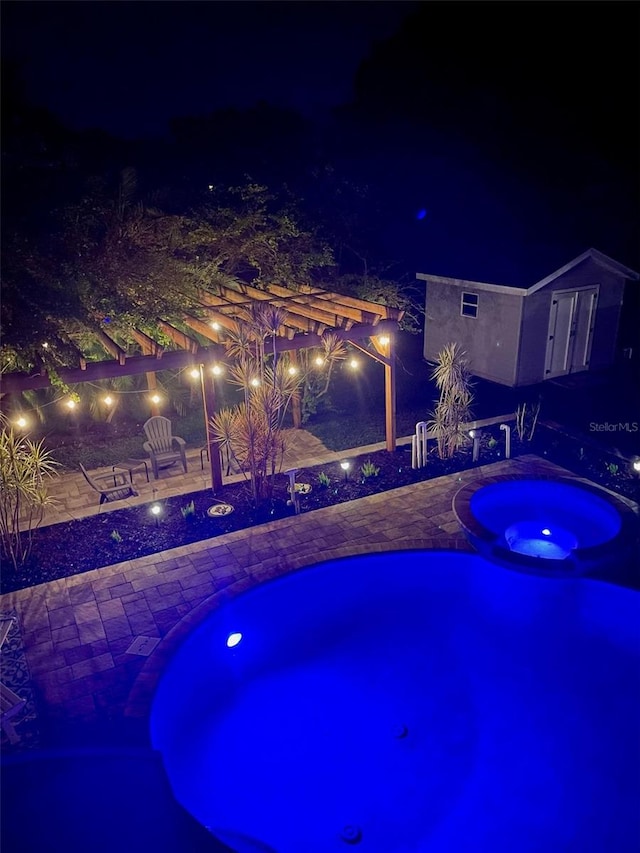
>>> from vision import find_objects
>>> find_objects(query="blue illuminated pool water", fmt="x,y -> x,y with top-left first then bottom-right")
150,550 -> 640,853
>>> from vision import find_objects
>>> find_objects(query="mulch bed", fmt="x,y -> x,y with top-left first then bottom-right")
2,424 -> 638,595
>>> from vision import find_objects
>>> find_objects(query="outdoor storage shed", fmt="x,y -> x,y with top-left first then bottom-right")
417,248 -> 639,387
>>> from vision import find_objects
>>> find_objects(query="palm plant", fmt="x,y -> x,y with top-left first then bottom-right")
0,414 -> 60,570
208,303 -> 344,504
427,343 -> 474,459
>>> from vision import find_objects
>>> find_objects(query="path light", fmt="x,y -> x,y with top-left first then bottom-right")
150,394 -> 161,405
631,457 -> 640,475
189,368 -> 200,379
288,366 -> 298,376
65,399 -> 76,410
150,503 -> 162,526
314,356 -> 324,367
15,416 -> 28,429
211,364 -> 223,376
349,358 -> 359,370
250,378 -> 260,388
340,460 -> 351,481
103,395 -> 113,407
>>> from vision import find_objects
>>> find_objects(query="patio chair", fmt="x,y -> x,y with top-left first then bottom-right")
142,416 -> 188,480
79,463 -> 139,505
1,681 -> 27,745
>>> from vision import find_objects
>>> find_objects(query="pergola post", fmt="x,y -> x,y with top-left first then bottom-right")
199,365 -> 223,492
289,348 -> 302,428
384,337 -> 397,452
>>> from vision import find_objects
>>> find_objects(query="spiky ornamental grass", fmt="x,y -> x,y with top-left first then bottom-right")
0,415 -> 60,570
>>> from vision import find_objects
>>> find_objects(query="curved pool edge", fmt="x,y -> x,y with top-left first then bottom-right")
452,474 -> 639,578
124,536 -> 471,731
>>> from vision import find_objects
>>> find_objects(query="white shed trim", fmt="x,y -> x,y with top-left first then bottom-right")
417,248 -> 639,297
525,248 -> 639,295
416,273 -> 525,296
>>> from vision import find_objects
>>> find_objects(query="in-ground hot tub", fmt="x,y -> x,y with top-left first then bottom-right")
453,476 -> 638,577
150,550 -> 640,853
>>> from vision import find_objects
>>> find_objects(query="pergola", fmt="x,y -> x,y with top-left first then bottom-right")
1,280 -> 404,490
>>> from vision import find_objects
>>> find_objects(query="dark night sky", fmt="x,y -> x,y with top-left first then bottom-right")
2,1 -> 420,138
2,1 -> 639,285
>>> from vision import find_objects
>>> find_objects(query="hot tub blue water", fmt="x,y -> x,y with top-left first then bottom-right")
150,550 -> 640,853
453,477 -> 636,575
470,479 -> 622,554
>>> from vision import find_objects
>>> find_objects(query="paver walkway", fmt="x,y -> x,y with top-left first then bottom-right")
1,444 -> 637,752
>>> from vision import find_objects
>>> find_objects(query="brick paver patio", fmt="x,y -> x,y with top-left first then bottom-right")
1,435 -> 637,752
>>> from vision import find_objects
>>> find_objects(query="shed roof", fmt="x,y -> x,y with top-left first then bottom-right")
417,248 -> 639,296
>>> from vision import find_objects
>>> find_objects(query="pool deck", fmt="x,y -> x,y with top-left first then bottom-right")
1,436 -> 638,753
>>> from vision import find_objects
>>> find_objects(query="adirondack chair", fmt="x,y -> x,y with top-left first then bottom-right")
80,464 -> 139,505
143,416 -> 188,479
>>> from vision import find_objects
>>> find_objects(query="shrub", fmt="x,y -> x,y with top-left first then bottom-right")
360,459 -> 380,478
0,415 -> 60,570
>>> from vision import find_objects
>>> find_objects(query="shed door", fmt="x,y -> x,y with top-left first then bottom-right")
569,287 -> 597,372
544,288 -> 598,378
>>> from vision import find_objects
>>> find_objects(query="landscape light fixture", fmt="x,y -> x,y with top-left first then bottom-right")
314,356 -> 324,366
190,368 -> 200,379
349,358 -> 359,370
250,378 -> 260,387
42,342 -> 49,349
288,366 -> 298,376
103,396 -> 113,406
15,416 -> 27,429
66,399 -> 76,410
632,457 -> 640,474
340,460 -> 351,481
378,335 -> 390,347
211,364 -> 223,376
150,503 -> 162,526
210,321 -> 220,330
150,394 -> 161,405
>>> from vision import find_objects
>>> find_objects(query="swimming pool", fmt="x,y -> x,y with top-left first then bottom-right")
453,476 -> 637,576
150,550 -> 640,853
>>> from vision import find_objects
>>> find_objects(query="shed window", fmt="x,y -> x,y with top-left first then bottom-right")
461,292 -> 479,318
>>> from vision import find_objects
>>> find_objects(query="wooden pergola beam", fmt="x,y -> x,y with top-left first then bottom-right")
156,320 -> 200,355
1,320 -> 398,393
94,329 -> 127,365
219,282 -> 352,330
129,328 -> 164,359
